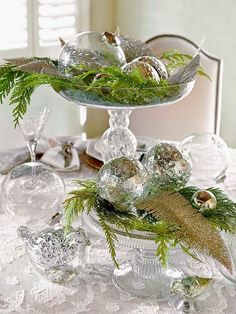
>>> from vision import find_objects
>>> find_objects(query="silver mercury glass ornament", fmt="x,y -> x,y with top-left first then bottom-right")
122,59 -> 160,82
135,56 -> 168,79
58,31 -> 126,76
192,190 -> 217,210
17,225 -> 90,283
143,142 -> 192,191
97,157 -> 148,211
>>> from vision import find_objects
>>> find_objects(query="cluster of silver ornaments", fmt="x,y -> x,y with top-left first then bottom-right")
143,142 -> 192,190
97,157 -> 148,211
58,29 -> 200,86
96,144 -> 192,211
192,190 -> 217,210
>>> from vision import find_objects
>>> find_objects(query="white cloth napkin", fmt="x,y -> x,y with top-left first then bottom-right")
41,136 -> 82,171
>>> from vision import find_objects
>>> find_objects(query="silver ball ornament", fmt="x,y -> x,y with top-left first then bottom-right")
97,157 -> 148,211
122,60 -> 160,82
192,190 -> 217,210
136,56 -> 168,79
58,31 -> 126,76
143,142 -> 192,190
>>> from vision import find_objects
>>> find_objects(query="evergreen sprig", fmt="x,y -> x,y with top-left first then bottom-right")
0,50 -> 209,125
180,186 -> 236,233
96,209 -> 119,268
63,179 -> 236,269
63,179 -> 97,233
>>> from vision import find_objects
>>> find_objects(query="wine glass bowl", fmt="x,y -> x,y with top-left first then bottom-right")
2,162 -> 65,222
2,107 -> 66,223
19,108 -> 50,162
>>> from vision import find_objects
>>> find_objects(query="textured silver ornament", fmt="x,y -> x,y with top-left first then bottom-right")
122,60 -> 160,82
17,225 -> 89,283
136,56 -> 168,79
192,190 -> 217,210
143,142 -> 192,190
58,31 -> 126,76
117,33 -> 156,63
97,157 -> 148,211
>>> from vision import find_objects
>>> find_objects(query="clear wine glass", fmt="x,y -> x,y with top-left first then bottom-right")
2,108 -> 65,224
19,107 -> 50,163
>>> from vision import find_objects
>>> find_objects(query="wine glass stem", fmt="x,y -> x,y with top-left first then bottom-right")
27,140 -> 37,162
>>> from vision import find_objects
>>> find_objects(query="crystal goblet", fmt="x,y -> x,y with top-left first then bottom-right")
2,108 -> 65,223
19,107 -> 49,163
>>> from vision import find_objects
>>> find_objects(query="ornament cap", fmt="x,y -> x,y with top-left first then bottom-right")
102,31 -> 121,47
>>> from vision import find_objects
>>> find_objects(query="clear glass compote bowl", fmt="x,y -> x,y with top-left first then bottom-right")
83,210 -> 183,298
83,210 -> 216,307
59,81 -> 195,162
2,108 -> 65,224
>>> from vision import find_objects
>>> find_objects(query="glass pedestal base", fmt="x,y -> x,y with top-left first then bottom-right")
113,262 -> 181,299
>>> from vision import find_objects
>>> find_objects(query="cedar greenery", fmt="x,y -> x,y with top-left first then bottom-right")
0,51 -> 209,126
63,179 -> 236,269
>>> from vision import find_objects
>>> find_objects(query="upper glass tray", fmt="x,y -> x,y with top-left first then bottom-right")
59,80 -> 195,110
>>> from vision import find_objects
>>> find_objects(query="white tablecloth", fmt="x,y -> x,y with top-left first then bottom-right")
1,148 -> 236,314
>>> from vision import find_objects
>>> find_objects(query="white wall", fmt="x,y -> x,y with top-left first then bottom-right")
115,0 -> 236,148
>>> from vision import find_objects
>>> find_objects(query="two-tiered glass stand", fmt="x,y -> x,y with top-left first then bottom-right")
60,80 -> 195,298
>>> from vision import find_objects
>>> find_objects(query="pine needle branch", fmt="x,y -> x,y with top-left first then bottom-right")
155,235 -> 171,268
96,209 -> 119,268
63,179 -> 98,233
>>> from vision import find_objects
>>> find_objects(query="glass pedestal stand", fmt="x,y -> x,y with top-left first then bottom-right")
83,211 -> 182,298
59,79 -> 195,163
101,109 -> 137,162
